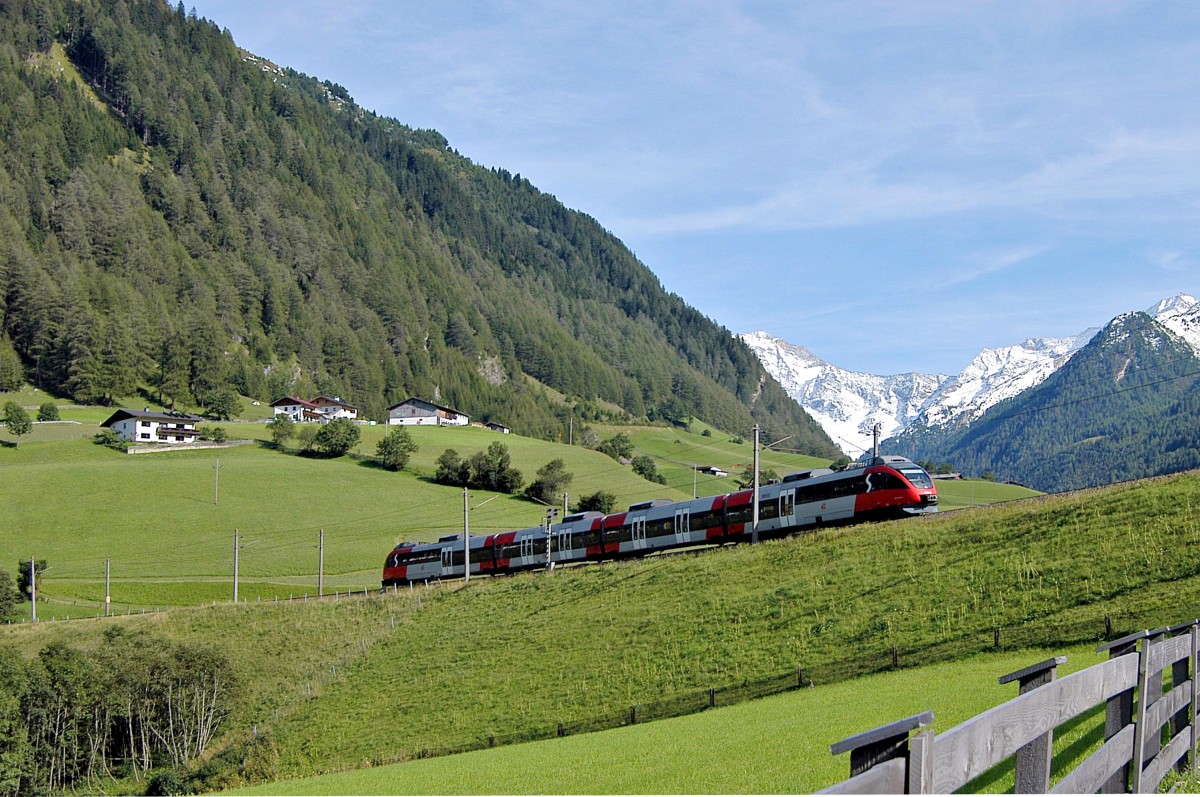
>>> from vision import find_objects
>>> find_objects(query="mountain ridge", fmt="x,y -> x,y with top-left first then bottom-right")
0,0 -> 839,457
743,293 -> 1200,458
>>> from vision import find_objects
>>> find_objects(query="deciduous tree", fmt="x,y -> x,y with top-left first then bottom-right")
375,427 -> 418,471
2,402 -> 31,447
525,458 -> 572,505
312,418 -> 360,457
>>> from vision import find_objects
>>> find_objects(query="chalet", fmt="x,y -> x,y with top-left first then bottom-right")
699,465 -> 728,478
386,398 -> 469,427
484,421 -> 511,434
270,396 -> 323,423
311,395 -> 358,421
102,408 -> 205,445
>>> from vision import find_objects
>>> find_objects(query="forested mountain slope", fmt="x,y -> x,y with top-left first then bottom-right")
0,0 -> 837,454
890,312 -> 1200,491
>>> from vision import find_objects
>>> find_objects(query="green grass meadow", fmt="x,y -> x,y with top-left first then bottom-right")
4,402 -> 946,618
228,642 -> 1109,795
18,395 -> 1176,793
4,465 -> 1195,792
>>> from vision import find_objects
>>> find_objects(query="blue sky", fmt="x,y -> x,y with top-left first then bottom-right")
189,1 -> 1200,375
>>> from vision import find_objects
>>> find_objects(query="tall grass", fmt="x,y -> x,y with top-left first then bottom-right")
226,643 -> 1108,795
4,470 -> 1197,787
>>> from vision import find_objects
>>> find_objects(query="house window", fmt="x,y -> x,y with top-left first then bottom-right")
140,433 -> 150,440
140,421 -> 150,427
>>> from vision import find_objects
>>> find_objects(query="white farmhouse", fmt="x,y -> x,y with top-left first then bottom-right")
101,408 -> 205,445
311,395 -> 358,421
270,396 -> 322,423
386,398 -> 469,427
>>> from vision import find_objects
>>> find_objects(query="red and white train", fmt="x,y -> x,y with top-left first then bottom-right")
381,455 -> 938,587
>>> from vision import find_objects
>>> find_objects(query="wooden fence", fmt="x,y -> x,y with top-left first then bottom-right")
820,620 -> 1200,794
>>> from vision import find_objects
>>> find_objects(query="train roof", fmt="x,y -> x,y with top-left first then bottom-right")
782,468 -> 835,483
628,498 -> 674,511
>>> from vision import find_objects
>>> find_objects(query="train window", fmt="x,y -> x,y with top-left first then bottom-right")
726,503 -> 753,526
867,472 -> 907,491
898,467 -> 934,489
692,509 -> 720,531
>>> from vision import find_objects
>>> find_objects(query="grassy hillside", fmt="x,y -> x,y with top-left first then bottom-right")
0,406 -> 842,617
228,643 -> 1109,794
2,467 -> 1197,791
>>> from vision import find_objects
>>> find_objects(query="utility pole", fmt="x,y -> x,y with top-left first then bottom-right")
232,529 -> 239,603
563,492 -> 569,518
463,487 -> 470,583
317,529 -> 325,597
872,422 -> 882,462
751,425 -> 761,544
214,458 -> 220,505
29,556 -> 36,623
105,559 -> 111,617
693,464 -> 698,500
569,416 -> 574,446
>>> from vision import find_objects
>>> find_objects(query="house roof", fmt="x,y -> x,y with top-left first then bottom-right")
311,395 -> 356,410
101,408 -> 205,428
387,397 -> 466,416
271,396 -> 319,409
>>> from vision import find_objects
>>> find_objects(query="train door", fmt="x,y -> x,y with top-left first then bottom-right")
440,547 -> 454,576
558,530 -> 574,561
675,508 -> 690,544
632,517 -> 647,550
520,535 -> 536,560
780,489 -> 795,532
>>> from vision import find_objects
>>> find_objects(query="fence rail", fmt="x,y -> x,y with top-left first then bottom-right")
821,619 -> 1200,794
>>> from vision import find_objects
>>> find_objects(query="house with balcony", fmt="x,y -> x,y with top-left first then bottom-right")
270,396 -> 323,423
101,408 -> 206,445
311,395 -> 358,421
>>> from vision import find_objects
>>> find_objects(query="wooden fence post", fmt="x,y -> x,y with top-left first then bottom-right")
824,711 -> 934,794
1168,620 -> 1198,773
998,656 -> 1066,793
907,728 -> 936,794
1096,629 -> 1150,793
1139,627 -> 1168,780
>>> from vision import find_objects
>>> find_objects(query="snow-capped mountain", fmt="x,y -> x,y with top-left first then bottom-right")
743,293 -> 1200,457
740,331 -> 949,455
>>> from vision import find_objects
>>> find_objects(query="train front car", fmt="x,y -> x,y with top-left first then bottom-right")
854,455 -> 938,519
382,538 -> 452,587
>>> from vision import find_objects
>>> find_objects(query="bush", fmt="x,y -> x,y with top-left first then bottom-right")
467,442 -> 522,493
295,425 -> 318,451
632,455 -> 666,485
93,429 -> 128,451
267,415 -> 295,448
0,570 -> 17,621
145,769 -> 185,796
575,490 -> 617,514
524,458 -> 573,505
36,402 -> 59,422
198,426 -> 227,442
313,418 -> 360,457
376,427 -> 418,471
435,448 -> 469,486
597,433 -> 633,461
